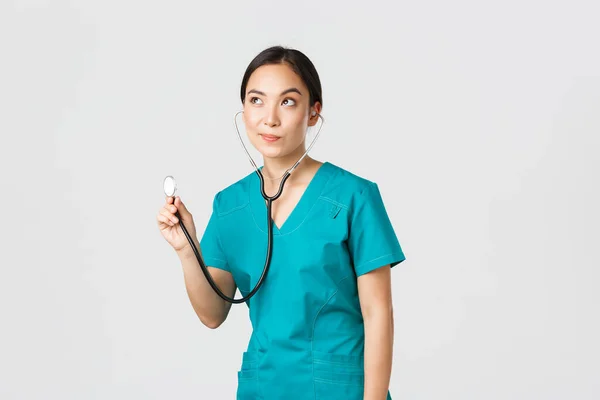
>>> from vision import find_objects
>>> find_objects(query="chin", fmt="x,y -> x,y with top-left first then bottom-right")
259,146 -> 286,159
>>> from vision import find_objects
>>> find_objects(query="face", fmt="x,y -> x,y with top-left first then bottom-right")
242,63 -> 321,159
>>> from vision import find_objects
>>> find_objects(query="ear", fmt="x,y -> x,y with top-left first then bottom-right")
308,102 -> 322,127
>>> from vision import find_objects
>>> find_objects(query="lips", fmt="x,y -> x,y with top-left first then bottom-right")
260,134 -> 280,142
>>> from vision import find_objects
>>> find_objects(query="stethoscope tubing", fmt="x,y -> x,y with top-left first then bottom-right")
176,111 -> 323,304
174,169 -> 289,304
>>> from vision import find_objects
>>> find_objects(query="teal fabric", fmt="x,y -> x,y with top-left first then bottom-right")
200,161 -> 406,400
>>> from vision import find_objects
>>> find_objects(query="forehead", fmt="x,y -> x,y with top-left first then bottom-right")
246,63 -> 307,93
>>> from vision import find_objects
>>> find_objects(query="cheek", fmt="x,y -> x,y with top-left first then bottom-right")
246,117 -> 264,136
287,113 -> 308,139
242,106 -> 260,126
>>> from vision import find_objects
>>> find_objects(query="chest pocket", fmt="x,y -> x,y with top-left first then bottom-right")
328,202 -> 342,219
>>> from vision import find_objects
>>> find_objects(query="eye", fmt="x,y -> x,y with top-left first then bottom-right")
282,98 -> 296,107
250,97 -> 263,105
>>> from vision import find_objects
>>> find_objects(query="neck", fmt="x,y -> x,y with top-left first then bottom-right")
261,145 -> 317,185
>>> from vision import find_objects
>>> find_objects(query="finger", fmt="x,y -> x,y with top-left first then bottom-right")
161,208 -> 179,224
157,213 -> 174,227
160,209 -> 179,224
163,203 -> 178,215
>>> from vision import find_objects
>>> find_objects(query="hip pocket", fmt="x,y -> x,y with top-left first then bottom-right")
312,350 -> 364,400
236,351 -> 262,400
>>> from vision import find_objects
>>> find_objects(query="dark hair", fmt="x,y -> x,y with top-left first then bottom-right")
240,46 -> 323,110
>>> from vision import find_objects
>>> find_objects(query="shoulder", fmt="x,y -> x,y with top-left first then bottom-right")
211,170 -> 255,216
320,161 -> 379,211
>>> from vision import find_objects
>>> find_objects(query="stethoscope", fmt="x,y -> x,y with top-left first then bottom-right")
163,110 -> 324,304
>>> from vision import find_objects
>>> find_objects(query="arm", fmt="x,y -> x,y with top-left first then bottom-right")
357,264 -> 394,400
177,238 -> 236,329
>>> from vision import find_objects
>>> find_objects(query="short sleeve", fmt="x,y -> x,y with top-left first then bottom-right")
199,193 -> 230,272
347,182 -> 406,277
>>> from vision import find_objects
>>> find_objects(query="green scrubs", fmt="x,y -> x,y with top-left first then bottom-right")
200,161 -> 406,400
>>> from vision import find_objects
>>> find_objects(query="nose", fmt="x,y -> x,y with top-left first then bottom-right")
264,104 -> 280,127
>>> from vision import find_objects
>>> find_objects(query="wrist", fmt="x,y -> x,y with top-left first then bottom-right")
177,244 -> 195,260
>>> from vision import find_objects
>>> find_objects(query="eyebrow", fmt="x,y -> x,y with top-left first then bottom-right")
246,87 -> 303,97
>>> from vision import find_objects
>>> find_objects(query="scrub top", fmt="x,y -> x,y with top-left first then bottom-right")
200,161 -> 406,400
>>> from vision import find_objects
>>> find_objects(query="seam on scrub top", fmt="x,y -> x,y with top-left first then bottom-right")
317,196 -> 349,210
311,274 -> 352,400
355,252 -> 396,272
278,199 -> 320,236
347,181 -> 377,217
217,201 -> 249,217
278,173 -> 338,236
248,172 -> 336,236
214,209 -> 232,270
248,199 -> 270,235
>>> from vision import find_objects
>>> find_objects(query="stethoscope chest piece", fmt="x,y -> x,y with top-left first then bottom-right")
164,175 -> 177,197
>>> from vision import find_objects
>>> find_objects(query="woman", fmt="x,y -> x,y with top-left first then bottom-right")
157,46 -> 406,400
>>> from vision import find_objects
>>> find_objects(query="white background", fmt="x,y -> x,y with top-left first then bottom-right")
1,0 -> 599,398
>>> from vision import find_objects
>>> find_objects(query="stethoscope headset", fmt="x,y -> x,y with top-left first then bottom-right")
163,109 -> 324,304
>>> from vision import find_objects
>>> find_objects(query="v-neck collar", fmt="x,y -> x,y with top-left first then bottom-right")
249,161 -> 332,235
